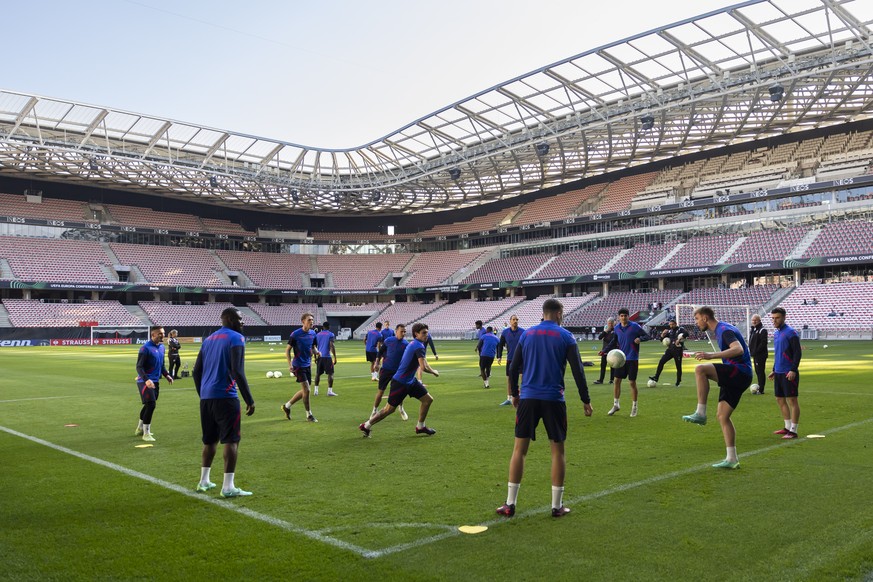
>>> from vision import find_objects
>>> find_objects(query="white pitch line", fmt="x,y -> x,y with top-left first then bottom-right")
0,424 -> 379,559
369,415 -> 873,558
0,395 -> 79,404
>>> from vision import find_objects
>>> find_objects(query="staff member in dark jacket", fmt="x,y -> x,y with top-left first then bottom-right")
748,314 -> 768,394
593,318 -> 616,385
168,329 -> 182,379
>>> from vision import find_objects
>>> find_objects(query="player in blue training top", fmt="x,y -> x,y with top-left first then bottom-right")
496,298 -> 592,519
768,307 -> 802,439
476,326 -> 500,389
359,322 -> 439,438
380,320 -> 393,344
497,314 -> 525,406
371,323 -> 410,421
682,306 -> 753,469
474,320 -> 486,340
608,307 -> 651,418
313,321 -> 338,397
281,312 -> 319,423
134,326 -> 173,442
193,307 -> 255,498
365,322 -> 383,382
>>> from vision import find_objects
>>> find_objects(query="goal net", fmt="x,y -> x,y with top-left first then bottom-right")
674,304 -> 753,343
90,325 -> 151,346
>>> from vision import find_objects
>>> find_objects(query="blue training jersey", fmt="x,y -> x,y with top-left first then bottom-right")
479,333 -> 499,358
289,328 -> 317,368
380,328 -> 392,342
499,326 -> 525,361
392,339 -> 426,385
773,324 -> 801,374
315,330 -> 335,356
198,327 -> 246,399
365,329 -> 381,352
380,336 -> 409,372
614,321 -> 647,361
515,320 -> 578,401
476,327 -> 487,340
136,340 -> 166,382
715,321 -> 752,376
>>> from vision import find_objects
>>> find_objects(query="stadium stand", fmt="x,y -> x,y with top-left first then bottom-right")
216,249 -> 310,288
607,242 -> 680,273
594,172 -> 657,214
513,184 -> 606,226
724,227 -> 809,263
246,303 -> 322,326
461,252 -> 555,284
105,204 -> 205,232
536,246 -> 623,279
490,294 -> 598,329
0,193 -> 94,222
0,236 -> 111,283
200,217 -> 256,236
678,284 -> 781,307
314,253 -> 413,289
3,299 -> 143,327
424,297 -> 527,336
658,233 -> 739,269
110,243 -> 227,286
138,301 -> 260,326
800,219 -> 873,258
774,282 -> 873,333
403,250 -> 488,287
356,300 -> 448,335
564,290 -> 683,327
417,206 -> 523,237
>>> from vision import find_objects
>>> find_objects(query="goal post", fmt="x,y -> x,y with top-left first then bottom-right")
90,325 -> 151,346
674,304 -> 753,342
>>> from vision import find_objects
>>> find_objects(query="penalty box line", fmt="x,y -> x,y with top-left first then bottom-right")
0,424 -> 380,559
368,415 -> 873,559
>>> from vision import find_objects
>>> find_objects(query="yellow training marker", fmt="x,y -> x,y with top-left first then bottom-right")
64,424 -> 79,428
806,434 -> 826,439
135,444 -> 154,448
458,525 -> 488,534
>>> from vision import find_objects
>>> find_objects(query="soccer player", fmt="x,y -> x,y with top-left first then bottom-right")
281,312 -> 319,423
497,314 -> 525,405
608,308 -> 650,417
193,307 -> 255,498
313,321 -> 338,397
474,320 -> 486,340
593,317 -> 616,385
749,314 -> 768,394
134,326 -> 173,442
380,320 -> 392,344
649,319 -> 687,387
167,329 -> 182,379
496,298 -> 592,519
359,322 -> 439,438
372,323 -> 409,421
415,332 -> 439,384
768,307 -> 802,439
476,326 -> 500,388
365,323 -> 383,381
681,306 -> 753,469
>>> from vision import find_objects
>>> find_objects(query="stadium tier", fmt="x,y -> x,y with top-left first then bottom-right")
216,249 -> 311,288
404,250 -> 488,287
564,290 -> 683,328
800,219 -> 873,258
356,300 -> 448,335
772,282 -> 873,332
461,252 -> 555,284
658,233 -> 739,270
246,303 -> 323,326
105,204 -> 208,233
109,243 -> 227,286
678,284 -> 781,307
138,301 -> 261,327
2,299 -> 143,327
723,227 -> 809,263
490,294 -> 598,329
0,192 -> 95,223
423,297 -> 527,336
314,253 -> 413,289
0,236 -> 111,283
536,246 -> 623,279
607,242 -> 680,274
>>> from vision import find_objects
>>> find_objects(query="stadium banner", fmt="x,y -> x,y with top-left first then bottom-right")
0,339 -> 50,347
92,338 -> 132,345
264,335 -> 283,342
50,338 -> 93,346
6,175 -> 873,246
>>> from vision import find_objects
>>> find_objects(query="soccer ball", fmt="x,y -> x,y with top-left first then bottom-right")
750,384 -> 760,394
274,371 -> 283,378
662,337 -> 671,347
647,379 -> 657,388
823,344 -> 829,349
606,349 -> 626,369
266,371 -> 275,378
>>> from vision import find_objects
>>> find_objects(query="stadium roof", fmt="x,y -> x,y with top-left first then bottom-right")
2,0 -> 873,216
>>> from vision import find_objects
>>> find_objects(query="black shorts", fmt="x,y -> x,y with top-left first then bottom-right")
714,364 -> 752,409
614,360 -> 639,381
773,372 -> 799,398
292,366 -> 312,385
514,399 -> 568,442
200,398 -> 241,444
316,357 -> 334,376
387,378 -> 428,407
365,351 -> 378,363
505,360 -> 522,377
480,356 -> 494,370
137,381 -> 159,404
378,368 -> 395,392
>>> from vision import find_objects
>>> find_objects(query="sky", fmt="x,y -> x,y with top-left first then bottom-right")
5,0 -> 733,149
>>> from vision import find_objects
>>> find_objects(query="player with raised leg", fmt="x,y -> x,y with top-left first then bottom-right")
496,298 -> 592,518
768,307 -> 802,439
681,306 -> 753,469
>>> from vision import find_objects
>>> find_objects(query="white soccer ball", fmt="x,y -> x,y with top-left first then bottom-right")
274,371 -> 283,378
750,384 -> 760,394
823,344 -> 828,349
266,371 -> 275,378
647,379 -> 657,388
678,333 -> 685,340
606,349 -> 626,369
662,337 -> 671,347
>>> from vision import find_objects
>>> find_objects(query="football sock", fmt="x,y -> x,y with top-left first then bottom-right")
613,398 -> 620,406
632,401 -> 638,407
223,472 -> 235,491
551,486 -> 564,510
790,423 -> 798,433
305,409 -> 312,416
416,421 -> 425,429
363,420 -> 372,429
371,407 -> 378,417
285,400 -> 293,409
200,467 -> 211,485
313,385 -> 319,392
136,420 -> 143,430
507,482 -> 520,506
784,419 -> 791,430
696,403 -> 706,417
726,447 -> 738,463
143,423 -> 151,435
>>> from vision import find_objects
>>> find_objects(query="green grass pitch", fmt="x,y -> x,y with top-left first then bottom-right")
1,339 -> 872,580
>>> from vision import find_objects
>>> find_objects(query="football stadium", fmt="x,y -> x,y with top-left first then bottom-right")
2,1 -> 873,579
